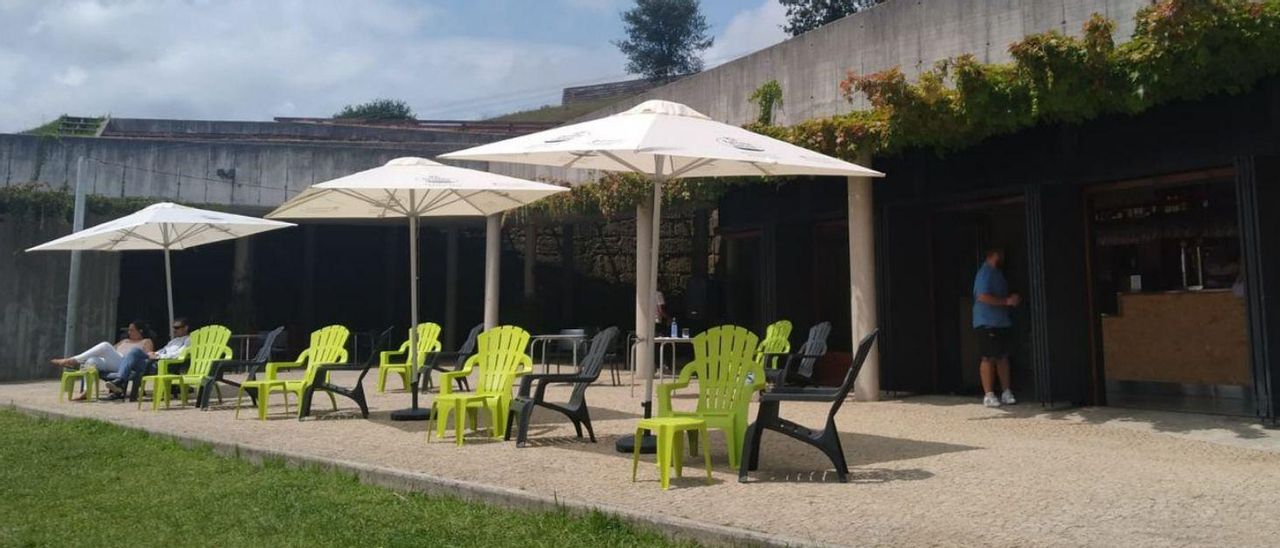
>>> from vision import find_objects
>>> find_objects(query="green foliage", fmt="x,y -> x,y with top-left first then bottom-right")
0,409 -> 689,547
614,0 -> 713,80
779,0 -> 885,37
333,98 -> 416,121
815,0 -> 1280,157
0,183 -> 154,220
748,80 -> 783,125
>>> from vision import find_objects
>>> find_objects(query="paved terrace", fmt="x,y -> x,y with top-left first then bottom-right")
4,375 -> 1280,547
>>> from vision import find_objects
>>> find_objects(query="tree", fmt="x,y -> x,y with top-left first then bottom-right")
614,0 -> 713,81
779,0 -> 886,37
333,98 -> 415,121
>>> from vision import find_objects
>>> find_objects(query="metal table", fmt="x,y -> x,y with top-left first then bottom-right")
529,332 -> 588,373
629,335 -> 693,396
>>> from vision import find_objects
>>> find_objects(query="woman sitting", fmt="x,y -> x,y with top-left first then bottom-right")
50,321 -> 154,400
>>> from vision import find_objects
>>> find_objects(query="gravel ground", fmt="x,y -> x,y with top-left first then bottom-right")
5,372 -> 1280,547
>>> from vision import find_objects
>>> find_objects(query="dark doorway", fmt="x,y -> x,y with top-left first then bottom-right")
721,231 -> 765,334
930,199 -> 1030,396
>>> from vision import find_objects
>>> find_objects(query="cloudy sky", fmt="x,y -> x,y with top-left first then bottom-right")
0,0 -> 787,132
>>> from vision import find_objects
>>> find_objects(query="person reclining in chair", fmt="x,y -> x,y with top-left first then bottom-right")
102,318 -> 192,400
50,320 -> 155,400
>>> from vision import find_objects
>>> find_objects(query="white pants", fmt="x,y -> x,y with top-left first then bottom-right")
71,342 -> 125,376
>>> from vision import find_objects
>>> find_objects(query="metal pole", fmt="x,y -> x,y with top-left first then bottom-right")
642,156 -> 666,416
409,211 -> 419,379
484,214 -> 501,329
163,245 -> 175,329
63,157 -> 88,356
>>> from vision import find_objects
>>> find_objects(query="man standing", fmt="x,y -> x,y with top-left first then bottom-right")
973,249 -> 1019,407
104,318 -> 192,400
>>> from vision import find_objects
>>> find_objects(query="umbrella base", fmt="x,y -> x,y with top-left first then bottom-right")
614,433 -> 657,454
389,407 -> 434,421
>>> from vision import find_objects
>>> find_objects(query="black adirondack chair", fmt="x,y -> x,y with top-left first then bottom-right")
505,326 -> 618,447
197,327 -> 285,409
764,321 -> 831,386
739,328 -> 879,483
298,326 -> 395,420
420,323 -> 482,392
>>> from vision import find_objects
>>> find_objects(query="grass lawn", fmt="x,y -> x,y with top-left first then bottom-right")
0,409 -> 690,547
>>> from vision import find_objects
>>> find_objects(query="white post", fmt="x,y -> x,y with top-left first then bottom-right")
639,156 -> 666,413
848,152 -> 879,401
634,191 -> 654,400
163,246 -> 175,329
63,157 -> 88,355
484,214 -> 501,329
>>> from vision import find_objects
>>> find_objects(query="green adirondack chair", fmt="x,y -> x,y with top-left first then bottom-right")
657,325 -> 764,468
755,320 -> 793,372
138,325 -> 233,410
235,325 -> 349,420
377,322 -> 443,392
429,325 -> 532,445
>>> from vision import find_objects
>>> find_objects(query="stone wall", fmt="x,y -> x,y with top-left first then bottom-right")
1,210 -> 120,382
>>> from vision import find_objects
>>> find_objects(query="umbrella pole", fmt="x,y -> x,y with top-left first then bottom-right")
616,156 -> 665,454
164,244 -> 175,329
392,209 -> 431,421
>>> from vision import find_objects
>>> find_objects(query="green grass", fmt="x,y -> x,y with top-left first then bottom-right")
0,409 -> 690,547
486,97 -> 627,123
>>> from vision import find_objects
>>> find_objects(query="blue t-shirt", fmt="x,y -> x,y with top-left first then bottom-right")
972,263 -> 1011,328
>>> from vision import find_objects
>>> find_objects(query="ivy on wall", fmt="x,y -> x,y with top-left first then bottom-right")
0,183 -> 155,220
525,0 -> 1280,219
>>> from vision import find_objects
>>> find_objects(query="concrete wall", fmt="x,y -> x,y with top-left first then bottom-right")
481,0 -> 1151,184
1,211 -> 120,382
0,134 -> 483,209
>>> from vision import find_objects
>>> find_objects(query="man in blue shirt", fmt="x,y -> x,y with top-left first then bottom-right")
973,248 -> 1020,407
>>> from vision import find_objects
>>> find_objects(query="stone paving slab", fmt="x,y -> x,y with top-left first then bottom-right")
5,375 -> 1280,547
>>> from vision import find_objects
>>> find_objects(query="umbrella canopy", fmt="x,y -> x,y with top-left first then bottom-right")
441,100 -> 884,446
266,156 -> 567,420
439,99 -> 883,178
267,156 -> 570,219
27,202 -> 295,327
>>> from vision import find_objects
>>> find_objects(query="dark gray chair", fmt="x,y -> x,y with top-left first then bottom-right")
420,323 -> 482,392
298,326 -> 395,420
765,321 -> 831,386
198,326 -> 285,409
505,327 -> 619,447
740,328 -> 878,483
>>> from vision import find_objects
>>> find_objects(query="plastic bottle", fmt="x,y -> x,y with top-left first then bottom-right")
670,317 -> 679,338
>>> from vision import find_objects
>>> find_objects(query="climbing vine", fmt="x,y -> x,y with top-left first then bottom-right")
749,79 -> 784,125
525,0 -> 1280,219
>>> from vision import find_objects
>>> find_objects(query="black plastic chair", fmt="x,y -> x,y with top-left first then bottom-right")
198,327 -> 284,409
764,321 -> 831,386
298,326 -> 395,420
505,326 -> 619,447
739,328 -> 879,483
420,323 -> 482,392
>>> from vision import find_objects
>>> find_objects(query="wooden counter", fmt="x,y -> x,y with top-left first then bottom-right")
1101,290 -> 1250,385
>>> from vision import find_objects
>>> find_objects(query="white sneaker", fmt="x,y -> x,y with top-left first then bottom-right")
983,393 -> 1001,408
1001,390 -> 1017,405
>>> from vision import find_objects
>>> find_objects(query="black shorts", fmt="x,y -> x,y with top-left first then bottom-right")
976,327 -> 1013,360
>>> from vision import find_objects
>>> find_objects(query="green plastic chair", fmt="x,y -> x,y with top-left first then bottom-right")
235,325 -> 349,420
377,322 -> 443,392
657,325 -> 764,468
755,320 -> 792,372
429,325 -> 532,445
139,325 -> 233,410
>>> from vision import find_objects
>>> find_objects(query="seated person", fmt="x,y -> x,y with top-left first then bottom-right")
50,321 -> 155,400
103,318 -> 192,400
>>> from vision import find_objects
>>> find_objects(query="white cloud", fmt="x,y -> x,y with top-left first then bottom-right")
704,0 -> 787,67
0,0 -> 622,131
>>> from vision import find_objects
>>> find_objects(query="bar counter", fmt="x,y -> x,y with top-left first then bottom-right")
1100,289 -> 1250,385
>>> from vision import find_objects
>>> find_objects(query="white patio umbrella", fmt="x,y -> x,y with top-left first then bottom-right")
265,156 -> 568,420
441,99 -> 883,450
26,202 -> 296,328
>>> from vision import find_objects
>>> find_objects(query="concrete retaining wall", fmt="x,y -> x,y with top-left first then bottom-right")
1,211 -> 120,382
